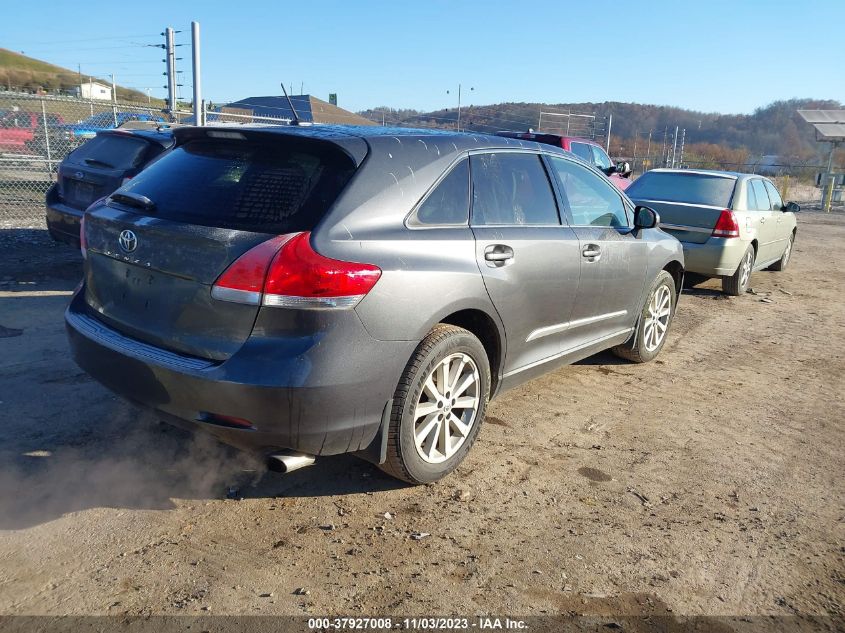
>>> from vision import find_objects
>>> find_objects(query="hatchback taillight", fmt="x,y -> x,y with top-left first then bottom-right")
712,210 -> 740,238
211,232 -> 381,310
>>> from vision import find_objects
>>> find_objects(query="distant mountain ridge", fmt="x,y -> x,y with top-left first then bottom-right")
359,98 -> 843,159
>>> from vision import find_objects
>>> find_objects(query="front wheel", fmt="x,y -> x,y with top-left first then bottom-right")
768,234 -> 794,271
379,324 -> 490,484
612,270 -> 676,363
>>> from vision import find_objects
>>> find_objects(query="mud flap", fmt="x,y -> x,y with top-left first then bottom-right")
353,399 -> 392,465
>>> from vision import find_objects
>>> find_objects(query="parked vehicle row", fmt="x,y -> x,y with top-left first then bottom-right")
51,122 -> 799,485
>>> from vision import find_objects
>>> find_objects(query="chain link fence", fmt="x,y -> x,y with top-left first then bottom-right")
0,91 -> 293,231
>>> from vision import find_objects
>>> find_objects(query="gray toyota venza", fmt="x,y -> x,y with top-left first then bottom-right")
67,125 -> 684,483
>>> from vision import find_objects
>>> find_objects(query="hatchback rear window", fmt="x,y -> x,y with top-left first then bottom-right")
70,134 -> 151,170
116,138 -> 357,232
626,172 -> 736,207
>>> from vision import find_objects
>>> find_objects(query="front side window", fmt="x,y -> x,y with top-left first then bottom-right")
751,180 -> 771,211
591,145 -> 613,170
470,153 -> 559,226
549,156 -> 629,227
412,159 -> 469,226
763,180 -> 783,210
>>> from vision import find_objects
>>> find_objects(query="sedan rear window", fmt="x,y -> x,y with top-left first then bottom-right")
626,172 -> 736,207
115,138 -> 357,232
69,134 -> 151,170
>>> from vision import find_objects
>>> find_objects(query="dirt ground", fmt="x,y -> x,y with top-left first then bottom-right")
0,212 -> 842,624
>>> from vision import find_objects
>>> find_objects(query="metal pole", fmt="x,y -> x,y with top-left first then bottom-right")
606,114 -> 613,153
678,128 -> 686,167
89,76 -> 94,116
646,130 -> 652,173
165,27 -> 176,119
191,21 -> 202,126
40,99 -> 53,175
566,109 -> 571,135
110,73 -> 117,126
823,142 -> 838,212
457,84 -> 461,132
671,126 -> 679,168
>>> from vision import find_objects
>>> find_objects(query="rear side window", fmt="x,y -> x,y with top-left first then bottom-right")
118,138 -> 357,232
412,159 -> 469,226
69,134 -> 151,170
470,153 -> 559,226
763,180 -> 783,210
570,142 -> 593,162
626,172 -> 736,207
750,180 -> 771,211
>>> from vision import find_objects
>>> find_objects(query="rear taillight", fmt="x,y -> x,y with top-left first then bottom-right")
712,210 -> 740,238
211,232 -> 381,310
80,214 -> 87,259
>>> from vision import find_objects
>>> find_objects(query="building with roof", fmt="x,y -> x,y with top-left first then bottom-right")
222,95 -> 374,126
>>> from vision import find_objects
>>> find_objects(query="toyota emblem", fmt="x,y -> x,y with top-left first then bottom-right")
118,229 -> 138,253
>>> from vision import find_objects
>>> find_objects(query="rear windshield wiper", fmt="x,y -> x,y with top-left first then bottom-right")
83,157 -> 115,169
109,191 -> 156,212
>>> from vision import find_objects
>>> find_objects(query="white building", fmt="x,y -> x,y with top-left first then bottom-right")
76,82 -> 112,101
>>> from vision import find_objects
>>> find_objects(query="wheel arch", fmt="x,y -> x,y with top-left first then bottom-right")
662,260 -> 684,299
438,308 -> 503,396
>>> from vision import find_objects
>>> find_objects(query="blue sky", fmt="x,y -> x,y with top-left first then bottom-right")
3,0 -> 842,114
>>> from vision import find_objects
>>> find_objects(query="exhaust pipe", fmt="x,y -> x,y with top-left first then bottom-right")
267,452 -> 316,473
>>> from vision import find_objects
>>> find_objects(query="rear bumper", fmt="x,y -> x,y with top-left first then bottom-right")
45,186 -> 83,247
65,288 -> 415,457
680,237 -> 749,277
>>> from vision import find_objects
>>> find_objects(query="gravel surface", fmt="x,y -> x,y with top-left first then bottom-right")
0,214 -> 842,622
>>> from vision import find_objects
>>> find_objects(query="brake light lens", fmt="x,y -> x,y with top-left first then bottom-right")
712,210 -> 740,238
211,232 -> 381,310
80,214 -> 87,259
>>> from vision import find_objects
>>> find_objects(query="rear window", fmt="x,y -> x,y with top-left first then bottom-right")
626,172 -> 736,207
69,134 -> 152,170
116,138 -> 357,232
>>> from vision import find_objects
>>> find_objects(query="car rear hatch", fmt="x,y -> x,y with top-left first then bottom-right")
80,127 -> 368,361
627,172 -> 737,244
58,132 -> 160,210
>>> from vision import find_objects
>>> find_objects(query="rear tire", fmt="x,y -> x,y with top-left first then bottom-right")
612,270 -> 676,363
379,325 -> 490,484
768,233 -> 794,271
722,245 -> 755,296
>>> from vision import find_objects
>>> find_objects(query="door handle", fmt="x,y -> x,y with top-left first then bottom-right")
484,244 -> 514,266
582,244 -> 601,261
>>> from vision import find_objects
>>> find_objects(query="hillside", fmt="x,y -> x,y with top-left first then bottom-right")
0,48 -> 157,104
359,98 -> 843,161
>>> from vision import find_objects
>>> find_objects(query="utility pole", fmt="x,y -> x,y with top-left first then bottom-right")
671,125 -> 679,168
164,27 -> 177,119
447,84 -> 473,132
191,21 -> 203,126
606,114 -> 613,153
678,128 -> 686,167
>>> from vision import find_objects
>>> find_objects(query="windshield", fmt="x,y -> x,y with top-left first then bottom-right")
626,172 -> 736,207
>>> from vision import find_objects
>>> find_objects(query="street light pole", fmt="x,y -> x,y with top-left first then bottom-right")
448,84 -> 473,132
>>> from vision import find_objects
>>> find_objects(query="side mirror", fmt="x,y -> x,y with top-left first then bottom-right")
784,201 -> 800,213
634,206 -> 659,229
602,164 -> 618,176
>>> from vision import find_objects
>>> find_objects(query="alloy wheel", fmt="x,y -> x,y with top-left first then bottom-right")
739,250 -> 753,289
413,353 -> 480,464
643,284 -> 672,352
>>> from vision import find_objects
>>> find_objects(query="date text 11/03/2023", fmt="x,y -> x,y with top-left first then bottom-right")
307,617 -> 529,630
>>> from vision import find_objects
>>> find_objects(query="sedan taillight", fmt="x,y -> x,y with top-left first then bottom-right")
712,210 -> 740,238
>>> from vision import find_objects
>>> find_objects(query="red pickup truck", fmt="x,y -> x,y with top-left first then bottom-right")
0,110 -> 65,152
496,131 -> 632,191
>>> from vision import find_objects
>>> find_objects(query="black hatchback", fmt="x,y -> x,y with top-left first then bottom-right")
46,128 -> 174,247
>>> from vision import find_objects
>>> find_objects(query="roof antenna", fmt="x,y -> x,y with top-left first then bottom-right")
280,82 -> 301,126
